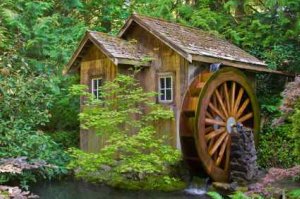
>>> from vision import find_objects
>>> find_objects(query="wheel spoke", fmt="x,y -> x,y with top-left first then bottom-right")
208,133 -> 227,156
205,128 -> 225,140
206,111 -> 214,119
205,126 -> 214,134
205,118 -> 226,126
208,138 -> 216,154
238,112 -> 253,123
231,82 -> 236,115
208,102 -> 226,121
212,94 -> 217,108
223,82 -> 231,116
216,135 -> 229,166
215,89 -> 229,117
233,87 -> 244,116
236,98 -> 250,118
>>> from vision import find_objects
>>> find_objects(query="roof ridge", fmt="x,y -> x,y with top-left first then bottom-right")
132,13 -> 220,37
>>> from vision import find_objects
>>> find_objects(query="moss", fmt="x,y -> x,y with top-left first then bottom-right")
107,176 -> 186,191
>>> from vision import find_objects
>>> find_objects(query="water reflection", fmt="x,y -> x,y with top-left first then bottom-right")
31,180 -> 211,199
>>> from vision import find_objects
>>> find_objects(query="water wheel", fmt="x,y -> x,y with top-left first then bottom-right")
180,67 -> 260,182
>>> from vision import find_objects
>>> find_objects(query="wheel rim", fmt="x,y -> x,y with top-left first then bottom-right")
195,67 -> 260,182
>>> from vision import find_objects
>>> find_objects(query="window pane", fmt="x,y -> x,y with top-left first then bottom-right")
166,77 -> 171,88
160,89 -> 165,100
93,79 -> 98,90
166,89 -> 172,100
160,77 -> 165,89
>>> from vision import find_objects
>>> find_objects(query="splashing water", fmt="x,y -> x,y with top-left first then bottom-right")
184,186 -> 207,195
184,177 -> 211,196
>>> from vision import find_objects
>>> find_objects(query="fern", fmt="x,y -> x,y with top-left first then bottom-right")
288,189 -> 300,199
207,191 -> 223,199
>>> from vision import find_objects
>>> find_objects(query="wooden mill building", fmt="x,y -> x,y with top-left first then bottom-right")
67,14 -> 287,181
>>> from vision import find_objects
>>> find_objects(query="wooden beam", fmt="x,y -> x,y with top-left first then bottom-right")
117,58 -> 151,67
65,32 -> 90,73
192,55 -> 295,76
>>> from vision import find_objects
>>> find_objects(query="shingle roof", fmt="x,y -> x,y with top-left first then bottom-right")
119,14 -> 266,66
66,31 -> 150,72
88,31 -> 146,61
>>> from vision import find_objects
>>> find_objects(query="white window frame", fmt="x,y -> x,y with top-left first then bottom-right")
158,74 -> 173,103
91,78 -> 102,100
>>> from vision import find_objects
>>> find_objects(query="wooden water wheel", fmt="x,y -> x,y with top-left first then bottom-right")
180,67 -> 260,182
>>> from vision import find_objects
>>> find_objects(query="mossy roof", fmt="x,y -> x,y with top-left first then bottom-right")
66,31 -> 150,72
119,14 -> 266,66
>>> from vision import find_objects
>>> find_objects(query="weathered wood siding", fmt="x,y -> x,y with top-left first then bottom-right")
122,23 -> 190,147
80,45 -> 117,152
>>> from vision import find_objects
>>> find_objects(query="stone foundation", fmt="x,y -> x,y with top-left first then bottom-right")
230,124 -> 259,184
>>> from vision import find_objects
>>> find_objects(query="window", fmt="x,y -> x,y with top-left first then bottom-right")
91,78 -> 102,99
158,74 -> 173,103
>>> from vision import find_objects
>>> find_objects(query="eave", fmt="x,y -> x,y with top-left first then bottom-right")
192,55 -> 294,76
65,31 -> 151,74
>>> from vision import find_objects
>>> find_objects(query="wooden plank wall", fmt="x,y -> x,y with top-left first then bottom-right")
80,45 -> 117,152
122,23 -> 190,147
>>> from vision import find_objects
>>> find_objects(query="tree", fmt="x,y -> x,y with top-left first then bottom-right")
68,73 -> 184,190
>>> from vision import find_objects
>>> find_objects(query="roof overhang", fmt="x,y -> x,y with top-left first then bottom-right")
118,14 -> 293,76
192,55 -> 294,76
65,31 -> 150,74
118,15 -> 193,62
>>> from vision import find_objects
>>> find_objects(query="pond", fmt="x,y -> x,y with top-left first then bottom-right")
30,179 -> 211,199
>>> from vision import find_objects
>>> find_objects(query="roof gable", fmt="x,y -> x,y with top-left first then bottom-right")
66,31 -> 150,72
119,14 -> 292,74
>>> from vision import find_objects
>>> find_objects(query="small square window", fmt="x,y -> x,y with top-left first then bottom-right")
91,78 -> 102,99
158,75 -> 173,103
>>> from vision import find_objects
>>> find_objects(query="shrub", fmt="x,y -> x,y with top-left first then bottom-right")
290,100 -> 300,160
0,62 -> 70,188
257,123 -> 298,168
48,131 -> 79,149
258,76 -> 300,168
0,128 -> 70,188
68,73 -> 184,191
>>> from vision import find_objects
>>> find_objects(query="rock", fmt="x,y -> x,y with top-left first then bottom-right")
230,124 -> 259,184
212,182 -> 237,192
100,164 -> 111,172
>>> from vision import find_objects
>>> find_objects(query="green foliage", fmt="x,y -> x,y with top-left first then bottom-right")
207,191 -> 223,199
0,0 -> 83,187
48,131 -> 79,149
288,189 -> 300,199
44,75 -> 80,132
68,74 -> 184,191
257,124 -> 298,168
0,0 -> 299,190
229,191 -> 251,199
291,100 -> 300,160
0,56 -> 70,186
71,73 -> 174,136
207,191 -> 264,199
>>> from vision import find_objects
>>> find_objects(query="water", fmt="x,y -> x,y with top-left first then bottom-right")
30,180 -> 211,199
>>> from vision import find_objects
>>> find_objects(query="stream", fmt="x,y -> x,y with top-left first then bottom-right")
30,180 -> 211,199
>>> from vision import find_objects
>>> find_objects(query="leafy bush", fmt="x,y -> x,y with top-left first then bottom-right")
0,57 -> 70,187
257,124 -> 298,168
68,73 -> 184,191
257,77 -> 300,168
288,189 -> 300,199
48,131 -> 79,149
0,128 -> 69,188
291,101 -> 300,160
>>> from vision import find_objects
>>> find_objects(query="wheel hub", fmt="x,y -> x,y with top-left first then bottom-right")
226,117 -> 236,133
